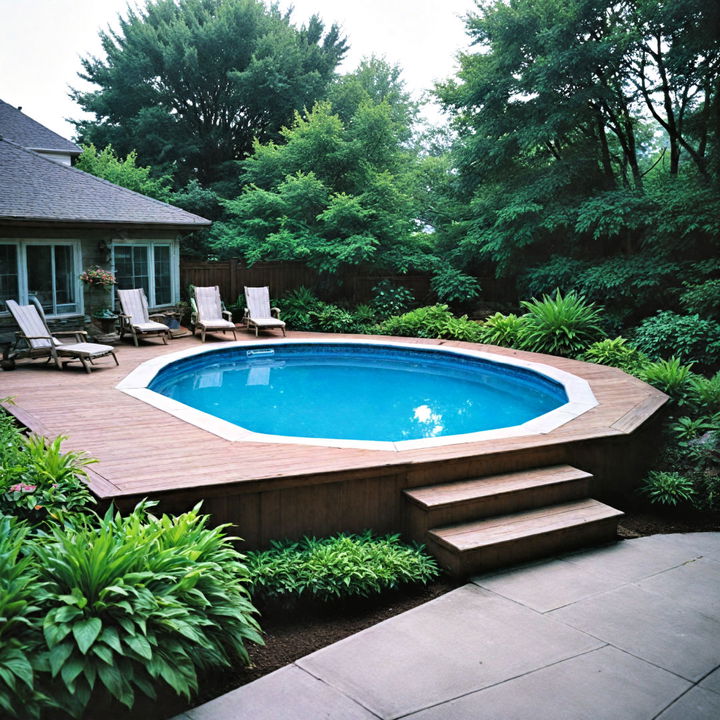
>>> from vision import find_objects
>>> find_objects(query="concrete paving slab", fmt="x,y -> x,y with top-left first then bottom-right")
699,666 -> 720,696
473,557 -> 623,613
297,584 -> 602,719
638,557 -> 720,622
550,583 -> 720,681
404,646 -> 690,720
649,532 -> 720,561
183,665 -> 378,720
656,686 -> 720,719
559,535 -> 702,583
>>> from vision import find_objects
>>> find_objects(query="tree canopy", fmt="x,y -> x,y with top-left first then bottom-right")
72,0 -> 347,189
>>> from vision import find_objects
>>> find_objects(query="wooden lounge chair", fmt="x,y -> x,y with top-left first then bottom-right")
3,300 -> 118,373
243,286 -> 286,337
190,286 -> 238,342
117,288 -> 171,346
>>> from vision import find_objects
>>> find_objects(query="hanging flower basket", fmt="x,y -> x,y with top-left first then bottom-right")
80,266 -> 117,289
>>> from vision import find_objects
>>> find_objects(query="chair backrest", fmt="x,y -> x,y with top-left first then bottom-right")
117,288 -> 150,325
194,286 -> 224,322
6,300 -> 53,349
244,286 -> 272,319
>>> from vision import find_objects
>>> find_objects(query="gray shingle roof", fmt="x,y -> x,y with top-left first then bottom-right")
0,99 -> 81,155
0,139 -> 211,227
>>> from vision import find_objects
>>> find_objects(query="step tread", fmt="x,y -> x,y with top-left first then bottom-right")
429,499 -> 623,553
405,465 -> 592,510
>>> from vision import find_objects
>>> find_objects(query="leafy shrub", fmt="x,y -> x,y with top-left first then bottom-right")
632,311 -> 720,369
640,471 -> 695,506
279,286 -> 324,330
519,290 -> 606,357
351,304 -> 378,330
640,357 -> 694,403
478,312 -> 527,348
431,267 -> 480,304
579,337 -> 649,374
371,280 -> 415,317
0,516 -> 50,719
691,473 -> 720,511
670,416 -> 719,443
309,304 -> 355,333
0,417 -> 96,525
245,532 -> 439,603
685,372 -> 720,415
374,304 -> 455,338
680,279 -> 720,319
442,315 -> 485,342
34,503 -> 262,716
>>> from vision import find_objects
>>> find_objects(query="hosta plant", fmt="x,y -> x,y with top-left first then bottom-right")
33,502 -> 262,717
520,290 -> 606,357
0,516 -> 51,719
640,471 -> 695,506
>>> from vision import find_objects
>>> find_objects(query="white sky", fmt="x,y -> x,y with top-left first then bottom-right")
0,0 -> 477,141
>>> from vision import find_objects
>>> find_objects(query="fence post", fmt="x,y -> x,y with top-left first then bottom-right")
229,258 -> 239,303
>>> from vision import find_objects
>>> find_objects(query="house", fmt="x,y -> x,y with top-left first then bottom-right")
0,99 -> 210,335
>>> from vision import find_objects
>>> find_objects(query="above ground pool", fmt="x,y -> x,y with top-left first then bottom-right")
118,340 -> 597,450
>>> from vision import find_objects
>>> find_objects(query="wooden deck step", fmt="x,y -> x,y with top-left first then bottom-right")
426,499 -> 624,578
404,465 -> 592,541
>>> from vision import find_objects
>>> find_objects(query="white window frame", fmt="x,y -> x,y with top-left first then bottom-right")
0,239 -> 83,318
111,239 -> 179,309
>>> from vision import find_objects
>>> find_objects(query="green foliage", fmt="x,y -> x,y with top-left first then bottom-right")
478,313 -> 527,348
519,291 -> 605,357
430,267 -> 481,304
33,502 -> 262,716
680,279 -> 720,320
632,311 -> 720,369
245,532 -> 439,603
0,516 -> 50,719
640,357 -> 694,403
579,337 -> 649,374
211,98 -> 428,276
351,304 -> 378,329
374,305 -> 455,339
309,304 -> 356,333
640,471 -> 696,507
278,287 -> 324,331
73,0 -> 346,188
75,145 -> 172,200
371,280 -> 415,317
685,373 -> 720,416
0,420 -> 96,525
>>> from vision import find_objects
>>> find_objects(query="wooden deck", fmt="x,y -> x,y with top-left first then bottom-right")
0,331 -> 667,547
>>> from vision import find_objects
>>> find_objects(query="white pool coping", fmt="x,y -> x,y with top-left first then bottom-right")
116,339 -> 598,452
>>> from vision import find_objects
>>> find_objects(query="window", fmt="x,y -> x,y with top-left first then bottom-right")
0,241 -> 80,315
113,243 -> 174,307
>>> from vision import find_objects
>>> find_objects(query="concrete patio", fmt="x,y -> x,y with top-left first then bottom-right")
174,532 -> 720,720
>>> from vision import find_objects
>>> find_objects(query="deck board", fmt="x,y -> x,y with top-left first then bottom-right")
1,331 -> 667,502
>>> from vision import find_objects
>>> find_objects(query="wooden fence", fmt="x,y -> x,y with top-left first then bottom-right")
179,259 -> 514,307
179,259 -> 434,305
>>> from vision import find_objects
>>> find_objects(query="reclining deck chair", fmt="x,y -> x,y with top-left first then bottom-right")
117,288 -> 171,346
191,286 -> 237,342
4,300 -> 118,373
243,286 -> 286,337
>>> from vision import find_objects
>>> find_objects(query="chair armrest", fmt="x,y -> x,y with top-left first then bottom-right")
54,330 -> 88,342
271,307 -> 281,319
222,309 -> 232,322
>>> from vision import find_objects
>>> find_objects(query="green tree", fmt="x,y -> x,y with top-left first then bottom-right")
75,144 -> 173,200
72,0 -> 347,188
211,99 -> 429,276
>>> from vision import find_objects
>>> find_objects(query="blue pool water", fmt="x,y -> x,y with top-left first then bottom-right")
148,343 -> 568,442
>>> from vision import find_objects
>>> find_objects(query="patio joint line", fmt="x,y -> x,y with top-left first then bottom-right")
649,662 -> 720,720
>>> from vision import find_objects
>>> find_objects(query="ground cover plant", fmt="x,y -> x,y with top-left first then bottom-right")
245,532 -> 440,605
